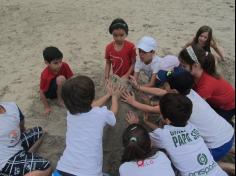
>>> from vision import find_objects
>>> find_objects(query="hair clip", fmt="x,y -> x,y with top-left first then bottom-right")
130,137 -> 137,142
166,70 -> 172,77
186,46 -> 199,64
130,126 -> 137,131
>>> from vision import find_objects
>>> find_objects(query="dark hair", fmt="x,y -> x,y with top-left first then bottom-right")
159,93 -> 193,127
193,25 -> 213,52
168,71 -> 194,95
61,75 -> 95,114
109,18 -> 129,35
179,44 -> 220,79
43,46 -> 63,63
121,124 -> 154,163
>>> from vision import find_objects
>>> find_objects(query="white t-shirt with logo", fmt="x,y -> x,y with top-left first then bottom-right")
56,106 -> 116,176
0,102 -> 23,170
119,151 -> 175,176
134,56 -> 161,79
150,123 -> 227,176
187,89 -> 234,149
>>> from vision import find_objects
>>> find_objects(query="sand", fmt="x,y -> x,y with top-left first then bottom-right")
0,0 -> 235,173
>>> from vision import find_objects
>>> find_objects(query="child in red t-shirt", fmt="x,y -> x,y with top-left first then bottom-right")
40,46 -> 73,115
179,44 -> 235,126
104,18 -> 136,79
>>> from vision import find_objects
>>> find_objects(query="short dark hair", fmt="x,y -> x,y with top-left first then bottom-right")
159,93 -> 193,127
168,70 -> 194,95
61,75 -> 95,114
43,46 -> 63,63
121,124 -> 155,163
109,18 -> 129,35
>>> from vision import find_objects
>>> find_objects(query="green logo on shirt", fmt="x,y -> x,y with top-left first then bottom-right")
197,153 -> 208,165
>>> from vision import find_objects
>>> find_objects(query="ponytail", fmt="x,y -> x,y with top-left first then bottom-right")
121,124 -> 153,163
202,52 -> 220,79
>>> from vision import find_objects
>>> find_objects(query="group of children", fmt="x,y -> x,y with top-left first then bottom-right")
0,18 -> 235,176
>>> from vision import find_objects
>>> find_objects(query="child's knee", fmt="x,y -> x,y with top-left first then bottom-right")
56,76 -> 66,85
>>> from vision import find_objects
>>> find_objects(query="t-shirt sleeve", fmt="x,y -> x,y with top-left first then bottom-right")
119,164 -> 126,176
40,73 -> 48,92
129,44 -> 137,64
149,128 -> 166,149
134,59 -> 142,72
102,106 -> 116,126
64,63 -> 73,79
105,45 -> 111,61
151,60 -> 160,74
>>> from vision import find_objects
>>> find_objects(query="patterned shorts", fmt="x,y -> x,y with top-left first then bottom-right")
0,127 -> 50,176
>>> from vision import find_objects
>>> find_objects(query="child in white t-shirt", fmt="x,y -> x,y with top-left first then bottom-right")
0,102 -> 51,176
134,36 -> 161,87
148,93 -> 228,176
53,75 -> 121,176
119,123 -> 175,176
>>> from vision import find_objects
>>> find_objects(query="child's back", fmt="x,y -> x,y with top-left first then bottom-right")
55,75 -> 119,176
57,106 -> 115,176
150,93 -> 227,176
119,151 -> 175,176
151,123 -> 227,176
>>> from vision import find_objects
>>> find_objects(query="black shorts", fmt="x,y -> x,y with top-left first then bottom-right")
45,78 -> 57,99
0,127 -> 50,176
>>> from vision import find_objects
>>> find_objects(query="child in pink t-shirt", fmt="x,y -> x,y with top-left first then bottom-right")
105,18 -> 136,79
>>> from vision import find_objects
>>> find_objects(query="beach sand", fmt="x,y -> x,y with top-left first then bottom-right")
0,0 -> 235,173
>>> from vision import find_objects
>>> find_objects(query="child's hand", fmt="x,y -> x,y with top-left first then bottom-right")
112,85 -> 125,99
126,111 -> 140,124
129,75 -> 140,90
44,107 -> 52,115
143,112 -> 149,123
121,91 -> 136,105
167,89 -> 178,94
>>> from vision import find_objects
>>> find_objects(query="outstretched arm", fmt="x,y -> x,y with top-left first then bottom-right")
122,91 -> 160,113
143,74 -> 157,87
92,94 -> 111,107
129,75 -> 167,96
40,90 -> 52,115
92,80 -> 113,107
143,113 -> 159,130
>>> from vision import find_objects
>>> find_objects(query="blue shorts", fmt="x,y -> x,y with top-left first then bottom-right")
209,135 -> 234,161
52,170 -> 75,176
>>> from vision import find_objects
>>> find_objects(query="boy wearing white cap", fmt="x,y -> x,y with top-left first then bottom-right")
134,36 -> 161,87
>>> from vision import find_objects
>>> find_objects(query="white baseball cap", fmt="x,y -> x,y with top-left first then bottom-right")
137,36 -> 157,52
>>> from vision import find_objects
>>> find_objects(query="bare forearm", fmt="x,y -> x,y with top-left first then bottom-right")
144,120 -> 159,130
111,96 -> 119,115
134,72 -> 139,80
92,94 -> 111,107
105,62 -> 111,79
140,86 -> 167,96
40,90 -> 50,108
131,100 -> 160,113
143,75 -> 156,87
